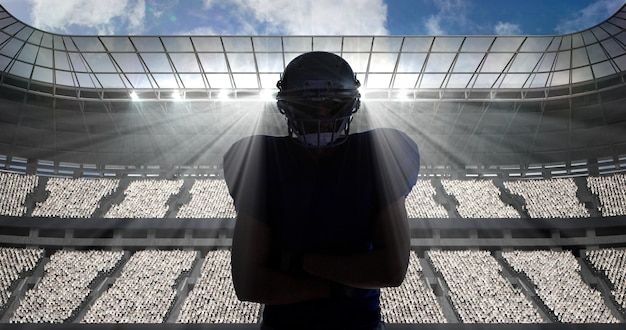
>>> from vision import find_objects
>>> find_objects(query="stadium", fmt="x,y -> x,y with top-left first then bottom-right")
0,2 -> 626,329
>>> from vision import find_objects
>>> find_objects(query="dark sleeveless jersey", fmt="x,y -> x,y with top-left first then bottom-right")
223,128 -> 420,330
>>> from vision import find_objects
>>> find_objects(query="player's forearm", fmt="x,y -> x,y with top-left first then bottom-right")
233,265 -> 331,305
301,247 -> 409,289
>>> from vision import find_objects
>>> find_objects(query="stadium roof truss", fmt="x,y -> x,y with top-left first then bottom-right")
0,5 -> 626,174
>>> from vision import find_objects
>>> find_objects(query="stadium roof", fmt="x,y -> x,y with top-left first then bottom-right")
0,5 -> 625,101
0,5 -> 625,176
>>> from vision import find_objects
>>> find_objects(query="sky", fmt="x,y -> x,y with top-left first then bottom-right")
0,0 -> 625,37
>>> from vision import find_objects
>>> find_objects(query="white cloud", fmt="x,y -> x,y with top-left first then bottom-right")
27,0 -> 146,35
555,0 -> 626,34
494,21 -> 521,35
422,0 -> 473,35
201,0 -> 388,35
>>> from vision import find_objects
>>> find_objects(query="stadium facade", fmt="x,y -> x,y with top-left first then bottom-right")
0,4 -> 626,330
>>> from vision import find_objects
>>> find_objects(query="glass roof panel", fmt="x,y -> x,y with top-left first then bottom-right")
446,74 -> 472,88
191,37 -> 223,51
32,66 -> 52,83
233,73 -> 259,88
343,37 -> 373,52
424,53 -> 455,72
54,51 -> 71,70
152,74 -> 178,88
53,35 -> 65,50
227,53 -> 257,72
500,73 -> 528,88
402,37 -> 433,52
550,70 -> 570,86
546,37 -> 561,52
600,21 -> 623,35
615,54 -> 626,71
396,53 -> 426,72
313,37 -> 342,52
586,43 -> 608,63
169,53 -> 200,72
252,37 -> 283,52
0,55 -> 10,71
571,66 -> 593,83
591,26 -> 610,41
571,48 -> 589,67
554,51 -> 571,70
15,26 -> 31,40
55,70 -> 74,86
27,30 -> 43,45
431,37 -> 463,52
509,53 -> 542,72
282,37 -> 311,52
111,53 -> 145,73
255,53 -> 283,72
372,37 -> 402,52
592,61 -> 617,78
198,53 -> 228,72
342,52 -> 370,73
1,38 -> 24,58
68,53 -> 88,72
572,33 -> 585,48
419,73 -> 445,88
72,37 -> 105,52
140,53 -> 172,72
527,73 -> 549,88
600,37 -> 625,58
223,37 -> 253,52
206,74 -> 232,88
0,17 -> 16,30
126,74 -> 152,88
559,35 -> 572,50
520,37 -> 553,52
1,20 -> 21,36
392,74 -> 418,89
472,74 -> 499,88
41,33 -> 52,48
8,61 -> 31,78
534,52 -> 556,72
491,37 -> 524,52
96,73 -> 126,88
35,47 -> 53,67
0,33 -> 8,46
369,53 -> 398,72
480,53 -> 514,73
100,37 -> 135,52
461,37 -> 493,52
83,53 -> 116,73
259,73 -> 280,89
131,37 -> 164,52
179,74 -> 205,89
366,74 -> 392,88
162,37 -> 194,52
76,73 -> 96,88
608,17 -> 626,31
16,43 -> 37,63
452,53 -> 483,72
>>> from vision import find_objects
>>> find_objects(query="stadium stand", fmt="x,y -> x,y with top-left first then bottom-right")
501,250 -> 619,323
80,249 -> 197,323
427,250 -> 544,323
176,249 -> 260,323
10,250 -> 124,323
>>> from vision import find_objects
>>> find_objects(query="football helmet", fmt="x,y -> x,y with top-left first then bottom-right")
276,52 -> 361,148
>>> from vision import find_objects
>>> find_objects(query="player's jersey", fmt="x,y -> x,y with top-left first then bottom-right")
224,128 -> 420,329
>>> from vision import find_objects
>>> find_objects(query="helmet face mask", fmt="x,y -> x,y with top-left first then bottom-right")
276,52 -> 361,149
